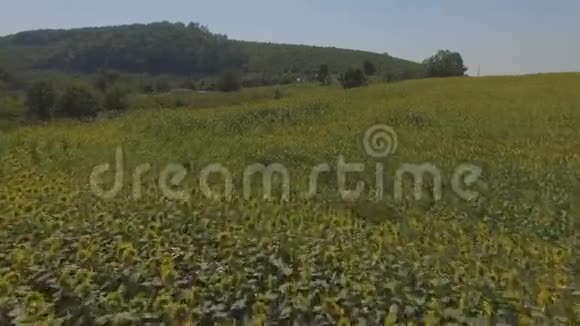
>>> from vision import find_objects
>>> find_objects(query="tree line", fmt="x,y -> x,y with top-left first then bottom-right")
318,50 -> 467,89
23,68 -> 248,121
26,81 -> 128,121
21,49 -> 466,120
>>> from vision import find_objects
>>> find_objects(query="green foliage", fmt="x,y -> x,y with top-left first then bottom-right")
10,22 -> 248,75
93,69 -> 121,92
339,68 -> 367,89
130,84 -> 305,110
103,87 -> 129,112
154,79 -> 171,93
26,81 -> 56,120
142,82 -> 155,94
218,70 -> 242,92
0,66 -> 13,88
240,73 -> 287,88
423,49 -> 468,77
0,66 -> 22,90
180,78 -> 197,91
383,70 -> 422,83
238,41 -> 426,79
0,93 -> 24,116
0,22 -> 425,80
318,64 -> 330,85
384,72 -> 395,83
0,93 -> 25,130
0,74 -> 578,323
363,60 -> 376,76
57,83 -> 101,119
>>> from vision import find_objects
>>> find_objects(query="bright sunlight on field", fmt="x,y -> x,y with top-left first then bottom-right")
0,74 -> 578,324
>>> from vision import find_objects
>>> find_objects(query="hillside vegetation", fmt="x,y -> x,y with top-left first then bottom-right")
0,74 -> 577,324
237,41 -> 424,77
0,22 -> 425,79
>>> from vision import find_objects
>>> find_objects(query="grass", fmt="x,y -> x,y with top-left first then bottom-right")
129,83 -> 314,110
0,74 -> 578,324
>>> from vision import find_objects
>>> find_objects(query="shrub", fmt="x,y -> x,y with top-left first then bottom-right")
142,82 -> 155,94
278,74 -> 297,85
93,69 -> 120,93
384,72 -> 395,83
318,64 -> 331,85
218,71 -> 242,92
57,84 -> 101,119
103,87 -> 129,112
339,68 -> 367,89
26,81 -> 56,120
363,60 -> 376,76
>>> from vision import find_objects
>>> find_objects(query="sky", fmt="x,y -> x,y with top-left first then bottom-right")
1,0 -> 579,76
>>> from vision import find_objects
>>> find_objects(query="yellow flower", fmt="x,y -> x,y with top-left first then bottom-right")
337,316 -> 351,326
251,314 -> 266,326
423,310 -> 440,326
536,288 -> 552,311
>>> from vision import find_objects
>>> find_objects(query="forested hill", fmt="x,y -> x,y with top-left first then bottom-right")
0,22 -> 424,78
236,41 -> 424,77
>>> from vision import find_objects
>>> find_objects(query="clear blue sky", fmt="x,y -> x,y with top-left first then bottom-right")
1,0 -> 579,76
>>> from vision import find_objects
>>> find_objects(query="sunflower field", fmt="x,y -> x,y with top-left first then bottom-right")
0,74 -> 578,324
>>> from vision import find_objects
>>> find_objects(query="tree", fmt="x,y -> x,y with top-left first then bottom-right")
339,68 -> 367,89
423,50 -> 467,77
363,60 -> 376,76
103,87 -> 129,112
57,84 -> 101,119
318,64 -> 330,85
218,70 -> 242,92
26,81 -> 56,120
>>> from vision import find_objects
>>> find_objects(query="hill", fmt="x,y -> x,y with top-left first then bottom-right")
0,22 -> 425,80
236,40 -> 424,77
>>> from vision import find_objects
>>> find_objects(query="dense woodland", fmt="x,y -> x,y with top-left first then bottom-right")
0,22 -> 427,86
0,22 -> 246,75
